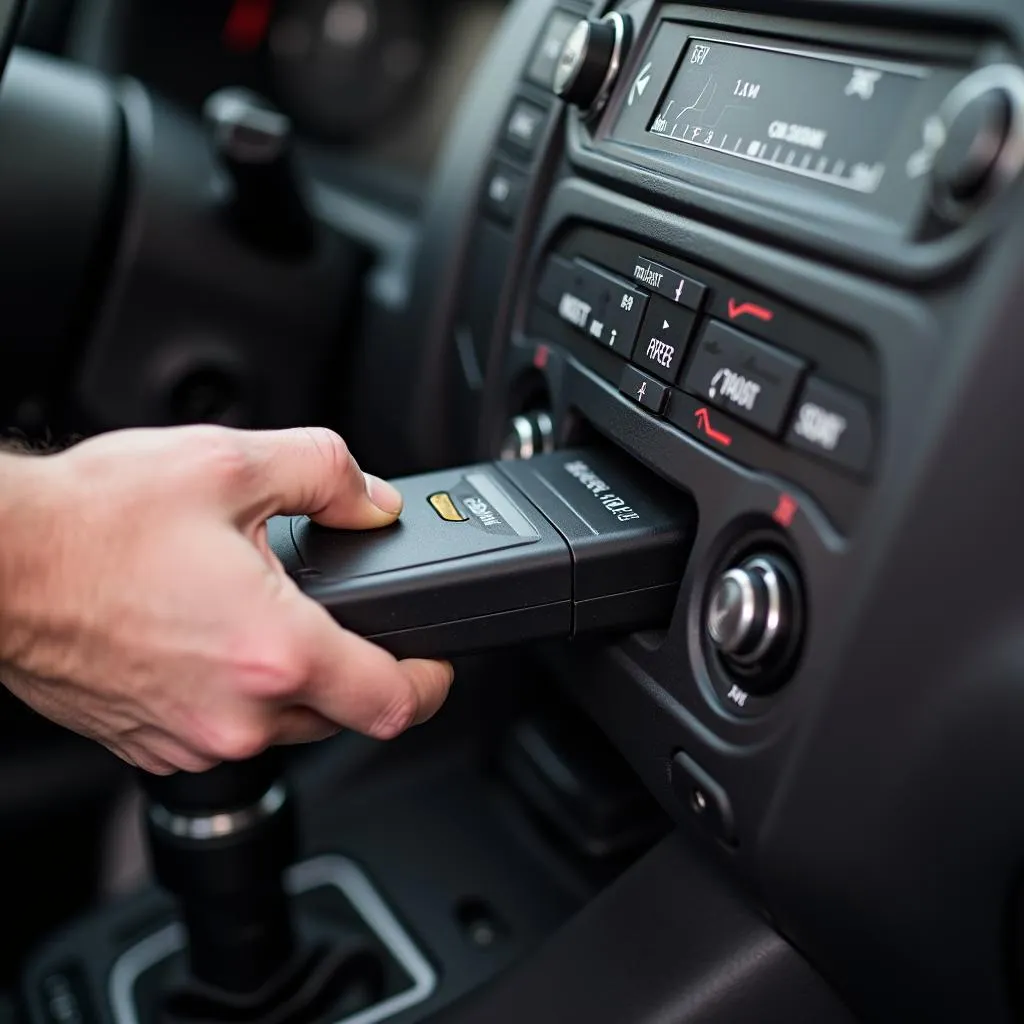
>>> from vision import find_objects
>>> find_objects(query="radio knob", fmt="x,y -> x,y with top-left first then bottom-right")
553,12 -> 630,115
931,65 -> 1024,213
706,554 -> 799,693
500,411 -> 555,461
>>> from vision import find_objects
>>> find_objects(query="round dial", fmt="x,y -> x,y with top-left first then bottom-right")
705,552 -> 803,696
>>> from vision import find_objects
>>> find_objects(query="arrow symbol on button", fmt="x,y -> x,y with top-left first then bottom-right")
629,62 -> 653,106
662,319 -> 670,330
694,408 -> 733,447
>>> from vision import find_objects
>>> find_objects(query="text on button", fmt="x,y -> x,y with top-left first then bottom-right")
558,293 -> 591,328
646,336 -> 675,369
793,402 -> 848,451
709,368 -> 762,412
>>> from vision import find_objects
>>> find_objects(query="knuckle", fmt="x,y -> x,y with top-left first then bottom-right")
235,633 -> 308,698
302,427 -> 351,475
202,429 -> 256,489
367,684 -> 419,742
204,720 -> 268,762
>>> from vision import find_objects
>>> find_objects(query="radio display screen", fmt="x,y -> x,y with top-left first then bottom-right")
648,39 -> 924,196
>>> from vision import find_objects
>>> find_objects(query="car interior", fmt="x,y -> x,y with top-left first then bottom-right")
1,0 -> 1023,1020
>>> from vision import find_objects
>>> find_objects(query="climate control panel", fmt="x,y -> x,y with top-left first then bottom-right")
526,227 -> 880,532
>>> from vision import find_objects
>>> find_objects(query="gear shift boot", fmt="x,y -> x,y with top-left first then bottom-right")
136,758 -> 433,1024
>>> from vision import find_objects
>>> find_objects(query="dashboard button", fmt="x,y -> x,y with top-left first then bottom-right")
785,377 -> 874,475
527,10 -> 580,91
537,257 -> 602,334
502,99 -> 548,158
682,321 -> 806,436
482,161 -> 526,223
619,365 -> 668,414
630,257 -> 707,311
671,752 -> 736,845
632,297 -> 696,383
576,260 -> 648,356
536,255 -> 574,311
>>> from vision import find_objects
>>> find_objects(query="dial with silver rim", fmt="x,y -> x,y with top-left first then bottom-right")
705,552 -> 798,693
553,12 -> 629,116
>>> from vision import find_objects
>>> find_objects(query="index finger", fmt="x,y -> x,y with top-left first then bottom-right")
286,593 -> 454,739
239,427 -> 404,529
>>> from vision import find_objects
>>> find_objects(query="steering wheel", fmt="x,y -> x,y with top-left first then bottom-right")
0,0 -> 22,79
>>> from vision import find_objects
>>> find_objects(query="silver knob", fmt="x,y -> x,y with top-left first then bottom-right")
553,12 -> 629,116
500,411 -> 555,461
706,556 -> 791,675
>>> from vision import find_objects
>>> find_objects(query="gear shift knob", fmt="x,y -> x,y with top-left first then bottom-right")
139,752 -> 297,995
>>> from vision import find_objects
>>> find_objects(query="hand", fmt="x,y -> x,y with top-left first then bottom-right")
0,425 -> 454,774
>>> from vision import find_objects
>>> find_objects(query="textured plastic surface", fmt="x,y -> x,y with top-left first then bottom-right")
424,830 -> 858,1024
272,448 -> 694,657
288,462 -> 571,653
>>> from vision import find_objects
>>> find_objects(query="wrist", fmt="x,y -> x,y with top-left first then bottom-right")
0,452 -> 62,664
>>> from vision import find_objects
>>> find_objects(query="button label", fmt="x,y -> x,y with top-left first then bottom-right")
633,263 -> 664,290
792,401 -> 848,452
784,376 -> 873,475
558,292 -> 591,328
632,258 -> 707,310
726,298 -> 774,323
564,459 -> 641,523
709,367 -> 762,412
693,407 -> 733,447
645,336 -> 675,369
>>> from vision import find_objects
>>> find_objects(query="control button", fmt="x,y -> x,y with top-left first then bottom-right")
785,377 -> 874,476
536,255 -> 575,311
527,9 -> 580,91
577,260 -> 648,356
429,492 -> 469,522
933,87 -> 1011,201
630,257 -> 707,311
706,554 -> 800,693
928,64 -> 1024,214
502,99 -> 548,158
619,365 -> 668,414
632,297 -> 695,384
554,12 -> 630,115
537,257 -> 603,334
670,752 -> 736,845
683,321 -> 806,436
482,161 -> 526,223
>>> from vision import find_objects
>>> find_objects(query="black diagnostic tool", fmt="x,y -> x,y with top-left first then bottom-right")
269,447 -> 695,658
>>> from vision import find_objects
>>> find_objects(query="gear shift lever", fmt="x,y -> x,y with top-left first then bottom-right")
139,752 -> 298,995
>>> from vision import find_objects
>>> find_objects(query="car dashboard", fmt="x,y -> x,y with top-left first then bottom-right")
4,0 -> 1024,1022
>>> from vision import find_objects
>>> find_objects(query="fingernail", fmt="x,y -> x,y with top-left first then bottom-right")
366,474 -> 403,516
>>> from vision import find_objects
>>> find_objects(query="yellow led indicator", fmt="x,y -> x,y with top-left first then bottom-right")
428,492 -> 468,522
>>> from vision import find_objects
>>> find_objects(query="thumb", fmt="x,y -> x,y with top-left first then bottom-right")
238,427 -> 403,529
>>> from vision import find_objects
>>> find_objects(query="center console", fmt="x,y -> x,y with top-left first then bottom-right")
344,0 -> 1024,1020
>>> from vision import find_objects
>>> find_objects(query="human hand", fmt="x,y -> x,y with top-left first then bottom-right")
0,425 -> 454,774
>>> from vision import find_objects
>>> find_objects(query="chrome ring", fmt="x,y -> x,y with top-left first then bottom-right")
149,782 -> 287,841
744,557 -> 784,664
591,12 -> 627,117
